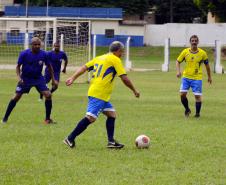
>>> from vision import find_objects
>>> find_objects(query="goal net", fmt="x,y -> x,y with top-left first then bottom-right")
0,17 -> 91,81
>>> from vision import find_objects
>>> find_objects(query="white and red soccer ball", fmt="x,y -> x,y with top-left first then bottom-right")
135,134 -> 150,149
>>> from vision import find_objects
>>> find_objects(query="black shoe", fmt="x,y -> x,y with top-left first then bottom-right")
185,109 -> 191,117
1,118 -> 7,124
63,138 -> 75,148
107,140 -> 124,149
194,114 -> 200,118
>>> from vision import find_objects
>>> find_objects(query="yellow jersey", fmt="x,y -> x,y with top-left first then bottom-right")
177,48 -> 208,80
85,53 -> 126,101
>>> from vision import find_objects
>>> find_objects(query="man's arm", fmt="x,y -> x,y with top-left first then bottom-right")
176,60 -> 182,78
120,74 -> 140,98
46,64 -> 57,86
62,59 -> 68,73
205,63 -> 212,84
66,65 -> 87,86
16,64 -> 23,84
62,53 -> 68,73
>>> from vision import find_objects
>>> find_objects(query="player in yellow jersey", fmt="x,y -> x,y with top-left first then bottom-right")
63,41 -> 140,149
176,35 -> 212,118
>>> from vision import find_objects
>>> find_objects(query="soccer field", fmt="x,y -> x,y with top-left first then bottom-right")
0,67 -> 225,184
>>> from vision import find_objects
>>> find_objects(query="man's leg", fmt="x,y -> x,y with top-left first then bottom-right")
192,80 -> 202,118
194,95 -> 202,117
103,109 -> 124,149
41,90 -> 53,123
180,78 -> 191,117
68,116 -> 94,140
180,93 -> 191,117
2,93 -> 22,123
50,80 -> 59,94
64,97 -> 102,148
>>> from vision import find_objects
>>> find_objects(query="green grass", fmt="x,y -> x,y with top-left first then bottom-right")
0,45 -> 218,71
0,68 -> 225,185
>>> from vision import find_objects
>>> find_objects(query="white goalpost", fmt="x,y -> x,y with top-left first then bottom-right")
162,38 -> 170,72
0,17 -> 91,80
214,40 -> 224,74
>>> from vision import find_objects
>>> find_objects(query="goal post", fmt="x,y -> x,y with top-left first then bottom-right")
214,40 -> 224,74
0,17 -> 57,65
162,38 -> 170,72
0,17 -> 91,81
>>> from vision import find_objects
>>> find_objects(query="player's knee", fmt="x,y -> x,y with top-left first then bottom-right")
180,93 -> 187,99
86,115 -> 96,123
13,94 -> 22,102
44,92 -> 52,100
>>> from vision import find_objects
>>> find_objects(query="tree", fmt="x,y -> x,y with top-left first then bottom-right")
194,0 -> 226,22
152,0 -> 203,24
20,0 -> 150,18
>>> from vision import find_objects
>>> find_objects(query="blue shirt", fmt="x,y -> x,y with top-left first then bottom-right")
46,51 -> 67,74
18,49 -> 49,79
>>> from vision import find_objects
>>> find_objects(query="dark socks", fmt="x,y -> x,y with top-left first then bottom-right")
45,99 -> 52,120
50,87 -> 57,94
68,117 -> 91,141
3,99 -> 17,121
106,117 -> 115,142
195,102 -> 202,115
181,96 -> 190,111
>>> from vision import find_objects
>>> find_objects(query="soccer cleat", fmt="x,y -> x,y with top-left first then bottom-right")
63,138 -> 75,148
184,109 -> 191,117
44,119 -> 56,124
194,114 -> 200,118
107,140 -> 124,149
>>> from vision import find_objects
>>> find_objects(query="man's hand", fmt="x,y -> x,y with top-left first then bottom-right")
52,79 -> 58,88
18,77 -> 24,85
134,90 -> 140,98
176,71 -> 182,78
66,77 -> 74,86
208,77 -> 212,84
62,68 -> 66,73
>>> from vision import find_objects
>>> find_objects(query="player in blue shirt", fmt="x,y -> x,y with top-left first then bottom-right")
1,37 -> 57,124
39,42 -> 68,100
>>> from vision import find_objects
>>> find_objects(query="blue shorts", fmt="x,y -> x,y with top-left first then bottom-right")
180,77 -> 202,95
86,96 -> 115,118
44,72 -> 60,84
16,76 -> 49,94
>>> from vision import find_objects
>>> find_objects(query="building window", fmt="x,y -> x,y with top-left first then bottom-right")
10,29 -> 20,36
105,29 -> 114,38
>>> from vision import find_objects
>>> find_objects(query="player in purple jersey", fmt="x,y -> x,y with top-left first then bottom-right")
1,37 -> 57,124
39,42 -> 68,100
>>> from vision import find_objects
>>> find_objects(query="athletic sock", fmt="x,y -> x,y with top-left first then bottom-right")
68,117 -> 91,141
196,102 -> 202,115
3,99 -> 17,121
181,96 -> 189,111
45,99 -> 52,120
50,87 -> 57,94
106,117 -> 115,142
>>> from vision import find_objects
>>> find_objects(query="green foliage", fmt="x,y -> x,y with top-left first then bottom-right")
153,0 -> 203,23
20,0 -> 150,16
194,0 -> 226,22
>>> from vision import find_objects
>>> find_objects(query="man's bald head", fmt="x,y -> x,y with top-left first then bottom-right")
31,37 -> 41,53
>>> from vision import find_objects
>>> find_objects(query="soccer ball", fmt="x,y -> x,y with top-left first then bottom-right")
135,135 -> 150,149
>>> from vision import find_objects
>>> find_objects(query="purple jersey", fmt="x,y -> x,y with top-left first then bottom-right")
18,49 -> 49,80
46,51 -> 67,74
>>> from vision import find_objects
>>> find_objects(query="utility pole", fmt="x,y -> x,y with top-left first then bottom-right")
170,0 -> 173,23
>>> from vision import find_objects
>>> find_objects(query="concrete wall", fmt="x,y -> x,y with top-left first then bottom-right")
91,20 -> 144,46
144,23 -> 226,46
